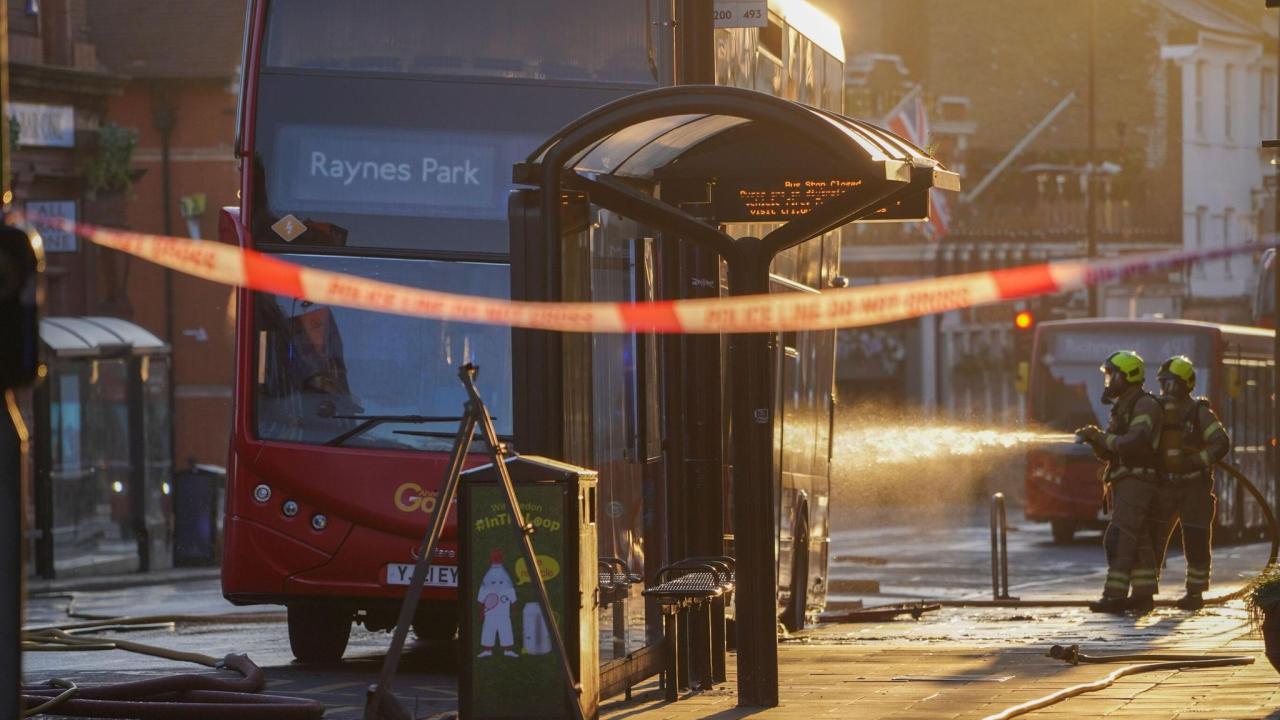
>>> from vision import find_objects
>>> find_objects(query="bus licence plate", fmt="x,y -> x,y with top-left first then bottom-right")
385,563 -> 458,587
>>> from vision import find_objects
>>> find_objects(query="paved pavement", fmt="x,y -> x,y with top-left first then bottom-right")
20,503 -> 1280,719
600,604 -> 1280,719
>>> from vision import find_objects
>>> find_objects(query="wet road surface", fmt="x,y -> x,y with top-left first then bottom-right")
22,502 -> 1272,718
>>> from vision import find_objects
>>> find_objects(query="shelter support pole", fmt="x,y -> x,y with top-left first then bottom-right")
0,390 -> 20,720
728,238 -> 778,707
0,1 -> 19,715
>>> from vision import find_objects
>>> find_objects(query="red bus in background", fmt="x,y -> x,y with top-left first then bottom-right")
1024,319 -> 1275,544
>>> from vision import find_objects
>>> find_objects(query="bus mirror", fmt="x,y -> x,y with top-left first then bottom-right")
0,224 -> 44,391
1015,361 -> 1030,395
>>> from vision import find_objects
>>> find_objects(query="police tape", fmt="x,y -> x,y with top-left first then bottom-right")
15,212 -> 1273,334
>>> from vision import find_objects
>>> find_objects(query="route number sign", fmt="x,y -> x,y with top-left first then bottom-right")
714,0 -> 767,28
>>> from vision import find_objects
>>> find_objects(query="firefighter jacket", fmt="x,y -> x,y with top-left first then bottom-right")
1160,394 -> 1230,476
1095,385 -> 1164,480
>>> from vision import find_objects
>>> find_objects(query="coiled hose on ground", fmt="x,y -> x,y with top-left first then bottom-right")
21,623 -> 323,719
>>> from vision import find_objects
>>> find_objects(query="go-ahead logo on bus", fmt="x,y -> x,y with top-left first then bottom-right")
272,125 -> 527,221
394,482 -> 439,514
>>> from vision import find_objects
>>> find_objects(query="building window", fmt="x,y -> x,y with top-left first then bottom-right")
1195,61 -> 1206,136
1195,205 -> 1207,277
1224,207 -> 1235,278
1225,64 -> 1235,140
1262,68 -> 1275,138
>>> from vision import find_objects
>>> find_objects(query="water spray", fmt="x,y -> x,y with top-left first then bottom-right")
833,424 -> 1076,468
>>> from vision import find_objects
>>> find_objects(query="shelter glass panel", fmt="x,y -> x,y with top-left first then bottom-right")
614,115 -> 749,177
561,208 -> 658,661
142,357 -> 173,558
575,115 -> 703,175
53,358 -> 138,574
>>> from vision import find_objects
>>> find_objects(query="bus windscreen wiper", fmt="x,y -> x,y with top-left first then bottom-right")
325,414 -> 464,447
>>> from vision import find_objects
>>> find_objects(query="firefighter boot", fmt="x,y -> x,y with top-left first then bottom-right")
1176,591 -> 1204,611
1088,595 -> 1129,614
1126,594 -> 1155,615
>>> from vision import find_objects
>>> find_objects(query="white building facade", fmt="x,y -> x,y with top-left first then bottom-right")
1163,7 -> 1277,317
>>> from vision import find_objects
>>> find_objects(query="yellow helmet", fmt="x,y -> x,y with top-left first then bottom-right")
1158,355 -> 1196,391
1102,350 -> 1145,384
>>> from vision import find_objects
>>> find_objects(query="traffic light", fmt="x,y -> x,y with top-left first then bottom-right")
1012,308 -> 1036,394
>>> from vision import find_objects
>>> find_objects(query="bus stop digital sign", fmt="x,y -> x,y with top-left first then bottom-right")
711,176 -> 929,223
271,125 -> 536,220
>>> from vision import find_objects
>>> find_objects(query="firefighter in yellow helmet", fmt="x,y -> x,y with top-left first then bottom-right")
1154,355 -> 1230,611
1075,350 -> 1166,614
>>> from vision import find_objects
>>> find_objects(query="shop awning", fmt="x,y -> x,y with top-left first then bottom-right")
40,316 -> 170,358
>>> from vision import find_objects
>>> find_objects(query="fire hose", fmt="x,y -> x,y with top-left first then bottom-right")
969,463 -> 1273,719
949,460 -> 1278,609
20,623 -> 322,719
980,644 -> 1255,720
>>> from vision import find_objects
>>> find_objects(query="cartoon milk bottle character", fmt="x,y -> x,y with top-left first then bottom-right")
477,548 -> 519,658
522,602 -> 552,655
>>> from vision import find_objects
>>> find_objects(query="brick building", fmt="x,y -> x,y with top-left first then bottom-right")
87,0 -> 245,468
6,0 -> 244,576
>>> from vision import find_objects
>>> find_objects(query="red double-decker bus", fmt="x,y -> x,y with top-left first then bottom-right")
222,0 -> 847,665
1024,318 -> 1275,544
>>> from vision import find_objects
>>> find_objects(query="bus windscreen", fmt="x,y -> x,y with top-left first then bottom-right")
253,254 -> 513,451
1030,327 -> 1213,433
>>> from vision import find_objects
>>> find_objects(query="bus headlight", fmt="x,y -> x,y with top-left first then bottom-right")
282,499 -> 299,517
311,514 -> 327,531
253,484 -> 271,503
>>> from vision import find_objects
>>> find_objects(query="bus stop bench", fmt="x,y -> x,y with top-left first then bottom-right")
642,556 -> 735,700
599,556 -> 640,606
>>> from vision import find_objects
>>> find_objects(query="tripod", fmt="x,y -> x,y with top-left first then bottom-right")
364,364 -> 584,720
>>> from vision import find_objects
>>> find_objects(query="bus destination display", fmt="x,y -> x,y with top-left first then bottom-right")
271,125 -> 537,221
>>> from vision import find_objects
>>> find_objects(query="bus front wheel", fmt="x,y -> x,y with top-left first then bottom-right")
287,602 -> 352,663
413,602 -> 459,644
1050,520 -> 1076,544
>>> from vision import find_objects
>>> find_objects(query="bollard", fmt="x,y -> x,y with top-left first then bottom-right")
989,493 -> 1017,601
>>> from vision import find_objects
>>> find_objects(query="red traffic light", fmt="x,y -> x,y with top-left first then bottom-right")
1014,310 -> 1034,330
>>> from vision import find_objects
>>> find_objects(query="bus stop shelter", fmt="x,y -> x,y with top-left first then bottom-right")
30,316 -> 173,578
510,85 -> 959,707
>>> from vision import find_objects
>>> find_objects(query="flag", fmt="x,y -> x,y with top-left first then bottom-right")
883,86 -> 951,241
